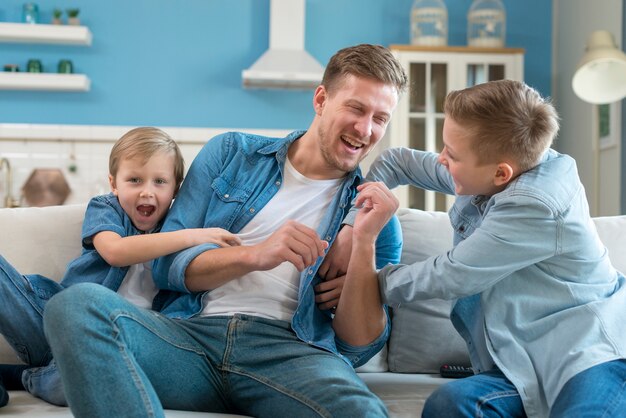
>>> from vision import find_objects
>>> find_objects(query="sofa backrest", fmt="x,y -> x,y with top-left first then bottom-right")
0,204 -> 86,283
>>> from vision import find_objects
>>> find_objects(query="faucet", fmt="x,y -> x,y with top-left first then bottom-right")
0,157 -> 21,208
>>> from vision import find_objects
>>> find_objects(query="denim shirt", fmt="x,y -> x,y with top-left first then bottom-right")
367,147 -> 626,417
152,131 -> 402,368
60,194 -> 166,308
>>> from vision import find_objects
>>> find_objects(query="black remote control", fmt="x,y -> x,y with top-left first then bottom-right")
439,364 -> 474,378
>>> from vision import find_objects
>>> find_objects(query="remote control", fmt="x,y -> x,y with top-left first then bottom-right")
439,364 -> 475,378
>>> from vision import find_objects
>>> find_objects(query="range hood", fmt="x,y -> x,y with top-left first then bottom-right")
242,0 -> 324,90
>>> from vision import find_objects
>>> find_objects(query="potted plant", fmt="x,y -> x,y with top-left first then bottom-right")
66,8 -> 80,25
52,8 -> 63,25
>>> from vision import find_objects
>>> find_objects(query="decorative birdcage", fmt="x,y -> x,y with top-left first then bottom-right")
467,0 -> 506,48
410,0 -> 448,47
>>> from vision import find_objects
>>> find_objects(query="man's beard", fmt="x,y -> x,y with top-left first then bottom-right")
317,125 -> 361,174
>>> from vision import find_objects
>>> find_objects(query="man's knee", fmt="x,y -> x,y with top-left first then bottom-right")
43,283 -> 115,345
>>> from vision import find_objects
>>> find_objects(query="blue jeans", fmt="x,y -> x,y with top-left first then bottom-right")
0,255 -> 67,405
44,283 -> 387,418
423,362 -> 626,418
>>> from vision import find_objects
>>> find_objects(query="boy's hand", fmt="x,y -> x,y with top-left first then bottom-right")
189,228 -> 242,247
353,182 -> 399,241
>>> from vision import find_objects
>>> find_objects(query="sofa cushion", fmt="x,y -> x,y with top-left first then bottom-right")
388,208 -> 470,373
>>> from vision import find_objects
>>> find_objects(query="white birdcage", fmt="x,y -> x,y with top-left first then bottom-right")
410,0 -> 448,47
467,0 -> 506,48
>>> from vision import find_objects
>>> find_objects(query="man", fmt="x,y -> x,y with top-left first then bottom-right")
43,44 -> 407,418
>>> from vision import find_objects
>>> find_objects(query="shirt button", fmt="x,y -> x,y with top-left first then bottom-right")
249,208 -> 255,213
325,235 -> 331,240
308,269 -> 314,275
224,194 -> 230,198
275,181 -> 281,186
459,225 -> 466,232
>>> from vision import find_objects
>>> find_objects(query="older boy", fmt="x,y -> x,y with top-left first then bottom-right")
43,44 -> 407,417
344,79 -> 626,417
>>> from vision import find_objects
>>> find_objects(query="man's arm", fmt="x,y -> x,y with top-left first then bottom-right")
332,182 -> 399,345
184,221 -> 327,292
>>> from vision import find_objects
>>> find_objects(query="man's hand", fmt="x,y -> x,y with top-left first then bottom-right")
315,225 -> 353,310
315,274 -> 345,310
250,220 -> 328,271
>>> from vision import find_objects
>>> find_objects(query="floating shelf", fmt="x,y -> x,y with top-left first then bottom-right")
0,22 -> 92,45
0,72 -> 90,92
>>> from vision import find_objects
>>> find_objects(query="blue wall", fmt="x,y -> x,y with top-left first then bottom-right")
0,0 -> 552,130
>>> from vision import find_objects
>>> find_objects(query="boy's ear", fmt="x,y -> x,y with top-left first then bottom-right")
313,85 -> 327,116
108,174 -> 118,196
493,162 -> 515,186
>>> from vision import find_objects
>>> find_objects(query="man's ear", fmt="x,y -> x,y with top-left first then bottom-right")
313,85 -> 327,116
493,162 -> 515,186
108,174 -> 118,196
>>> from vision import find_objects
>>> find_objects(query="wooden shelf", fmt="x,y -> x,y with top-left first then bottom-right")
0,22 -> 92,46
0,72 -> 90,92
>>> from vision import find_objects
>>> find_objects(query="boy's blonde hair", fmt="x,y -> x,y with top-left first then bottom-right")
321,44 -> 408,97
444,80 -> 560,172
109,127 -> 185,189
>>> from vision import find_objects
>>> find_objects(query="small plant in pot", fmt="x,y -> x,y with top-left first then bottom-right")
52,8 -> 63,25
66,8 -> 80,25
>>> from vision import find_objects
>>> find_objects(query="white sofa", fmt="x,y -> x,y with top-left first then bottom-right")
1,204 -> 625,418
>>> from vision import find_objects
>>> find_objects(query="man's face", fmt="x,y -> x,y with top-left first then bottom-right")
438,117 -> 502,196
315,74 -> 398,176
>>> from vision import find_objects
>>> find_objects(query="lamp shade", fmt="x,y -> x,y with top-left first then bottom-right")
572,30 -> 626,104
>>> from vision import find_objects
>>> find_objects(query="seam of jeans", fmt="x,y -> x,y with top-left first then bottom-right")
111,317 -> 159,418
225,366 -> 333,418
476,390 -> 521,418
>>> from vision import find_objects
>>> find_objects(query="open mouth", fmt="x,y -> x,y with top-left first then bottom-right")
341,135 -> 364,151
137,204 -> 156,217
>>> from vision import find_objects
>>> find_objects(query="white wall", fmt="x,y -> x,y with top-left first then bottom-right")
553,0 -> 623,216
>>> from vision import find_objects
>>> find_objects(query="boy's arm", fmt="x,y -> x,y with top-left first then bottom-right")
332,182 -> 399,345
379,199 -> 558,305
92,228 -> 240,268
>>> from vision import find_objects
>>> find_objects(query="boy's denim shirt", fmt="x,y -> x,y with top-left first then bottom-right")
60,193 -> 166,309
364,147 -> 626,417
152,131 -> 402,368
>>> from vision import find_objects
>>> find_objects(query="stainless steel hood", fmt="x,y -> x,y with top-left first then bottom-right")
242,0 -> 324,90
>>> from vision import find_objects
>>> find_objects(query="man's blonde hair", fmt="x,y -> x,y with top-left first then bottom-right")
444,80 -> 560,172
109,127 -> 185,189
321,44 -> 408,97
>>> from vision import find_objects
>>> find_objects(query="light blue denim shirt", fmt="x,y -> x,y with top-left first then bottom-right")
152,131 -> 402,368
364,147 -> 626,417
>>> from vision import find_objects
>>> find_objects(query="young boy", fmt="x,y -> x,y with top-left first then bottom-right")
0,127 -> 239,407
347,80 -> 626,417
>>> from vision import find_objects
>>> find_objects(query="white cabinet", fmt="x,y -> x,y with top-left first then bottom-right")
388,45 -> 524,210
0,22 -> 92,92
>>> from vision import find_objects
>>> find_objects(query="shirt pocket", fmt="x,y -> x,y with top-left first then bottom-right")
449,206 -> 477,240
210,176 -> 252,227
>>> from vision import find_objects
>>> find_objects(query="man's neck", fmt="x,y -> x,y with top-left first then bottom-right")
288,131 -> 346,180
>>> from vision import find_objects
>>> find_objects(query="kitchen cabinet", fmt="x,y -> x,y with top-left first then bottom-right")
0,22 -> 92,92
388,45 -> 524,210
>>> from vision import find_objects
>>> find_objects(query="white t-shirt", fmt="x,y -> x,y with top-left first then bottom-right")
117,261 -> 158,309
201,157 -> 343,321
